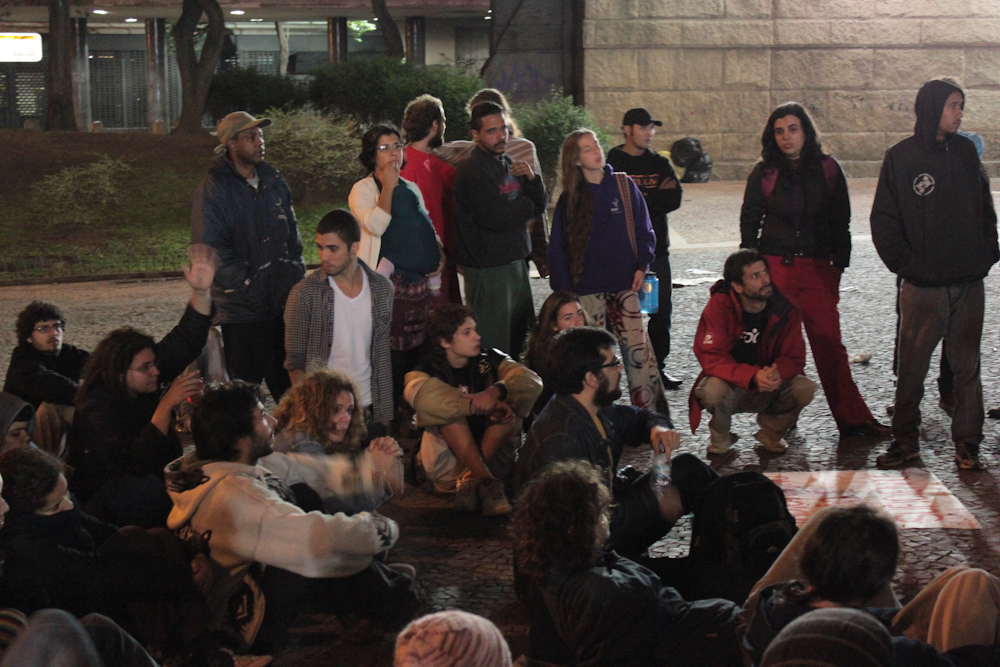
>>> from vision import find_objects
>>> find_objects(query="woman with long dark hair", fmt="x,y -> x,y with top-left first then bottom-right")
521,290 -> 585,416
548,130 -> 668,413
739,103 -> 888,439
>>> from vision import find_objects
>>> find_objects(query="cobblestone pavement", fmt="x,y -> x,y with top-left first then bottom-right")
2,180 -> 1000,666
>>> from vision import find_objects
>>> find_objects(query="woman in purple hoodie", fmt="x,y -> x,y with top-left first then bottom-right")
549,130 -> 668,414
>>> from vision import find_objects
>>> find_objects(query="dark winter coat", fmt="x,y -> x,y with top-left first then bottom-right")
191,154 -> 305,324
4,344 -> 90,408
870,79 -> 999,287
740,157 -> 852,269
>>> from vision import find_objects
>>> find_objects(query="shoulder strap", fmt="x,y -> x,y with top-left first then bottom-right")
820,156 -> 839,194
761,167 -> 779,204
614,172 -> 638,260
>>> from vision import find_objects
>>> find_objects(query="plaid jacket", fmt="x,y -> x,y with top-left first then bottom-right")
283,261 -> 394,423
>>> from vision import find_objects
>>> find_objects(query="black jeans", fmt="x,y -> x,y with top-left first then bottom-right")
221,316 -> 291,402
647,252 -> 674,367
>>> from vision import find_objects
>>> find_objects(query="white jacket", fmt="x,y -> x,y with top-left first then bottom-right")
165,452 -> 398,581
348,174 -> 436,268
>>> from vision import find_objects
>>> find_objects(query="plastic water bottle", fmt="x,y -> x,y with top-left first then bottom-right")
639,272 -> 659,314
650,451 -> 670,490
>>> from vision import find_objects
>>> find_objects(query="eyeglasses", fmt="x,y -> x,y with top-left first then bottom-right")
377,143 -> 404,153
128,361 -> 158,375
34,323 -> 65,334
601,355 -> 623,369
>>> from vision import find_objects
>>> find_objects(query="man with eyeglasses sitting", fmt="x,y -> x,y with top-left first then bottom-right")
5,302 -> 89,410
65,253 -> 215,528
516,326 -> 714,564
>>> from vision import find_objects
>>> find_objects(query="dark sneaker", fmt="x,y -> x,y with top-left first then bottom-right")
876,442 -> 920,468
955,443 -> 986,471
660,371 -> 683,391
988,407 -> 1000,420
454,477 -> 481,513
938,400 -> 955,418
840,419 -> 892,439
480,477 -> 513,517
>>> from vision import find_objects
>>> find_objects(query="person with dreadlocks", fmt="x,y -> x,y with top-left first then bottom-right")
548,129 -> 669,414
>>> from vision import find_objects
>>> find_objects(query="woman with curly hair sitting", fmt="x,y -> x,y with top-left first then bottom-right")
271,369 -> 402,514
512,460 -> 741,667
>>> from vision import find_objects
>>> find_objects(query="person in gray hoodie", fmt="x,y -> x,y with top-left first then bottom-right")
871,77 -> 999,471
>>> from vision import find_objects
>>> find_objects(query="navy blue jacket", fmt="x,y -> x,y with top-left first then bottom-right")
191,155 -> 305,324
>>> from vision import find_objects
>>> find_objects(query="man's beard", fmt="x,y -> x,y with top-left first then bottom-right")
249,432 -> 273,464
429,129 -> 444,150
595,373 -> 623,408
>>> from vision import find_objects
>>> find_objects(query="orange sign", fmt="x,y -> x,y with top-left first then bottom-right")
0,33 -> 43,63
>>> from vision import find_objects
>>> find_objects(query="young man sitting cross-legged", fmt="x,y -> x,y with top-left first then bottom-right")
404,304 -> 542,516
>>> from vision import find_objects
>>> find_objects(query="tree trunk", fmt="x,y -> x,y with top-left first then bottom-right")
276,21 -> 289,76
371,0 -> 404,59
46,0 -> 76,130
171,0 -> 229,134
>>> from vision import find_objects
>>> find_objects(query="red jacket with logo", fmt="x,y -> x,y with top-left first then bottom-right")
688,279 -> 806,433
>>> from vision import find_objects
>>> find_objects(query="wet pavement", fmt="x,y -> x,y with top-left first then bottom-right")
2,179 -> 999,665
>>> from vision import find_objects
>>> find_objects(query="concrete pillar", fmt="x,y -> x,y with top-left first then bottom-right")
405,17 -> 425,66
327,18 -> 348,63
70,18 -> 91,130
145,18 -> 167,133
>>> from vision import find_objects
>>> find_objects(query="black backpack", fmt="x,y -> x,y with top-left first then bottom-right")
688,471 -> 797,603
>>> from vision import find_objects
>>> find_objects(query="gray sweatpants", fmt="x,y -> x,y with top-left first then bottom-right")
893,280 -> 985,450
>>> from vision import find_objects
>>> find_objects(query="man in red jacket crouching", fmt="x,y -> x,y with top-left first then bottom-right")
689,249 -> 816,457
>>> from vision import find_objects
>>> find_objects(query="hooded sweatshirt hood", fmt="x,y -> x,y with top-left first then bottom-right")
913,78 -> 963,150
0,392 -> 34,441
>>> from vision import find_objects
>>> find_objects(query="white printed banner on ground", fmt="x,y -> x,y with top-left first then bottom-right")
764,470 -> 981,530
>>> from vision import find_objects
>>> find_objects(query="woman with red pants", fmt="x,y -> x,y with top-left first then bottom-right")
739,102 -> 889,439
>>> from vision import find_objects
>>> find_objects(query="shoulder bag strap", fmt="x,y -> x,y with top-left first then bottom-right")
614,172 -> 638,261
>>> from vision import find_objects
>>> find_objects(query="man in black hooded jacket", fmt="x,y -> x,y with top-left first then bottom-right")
871,77 -> 999,471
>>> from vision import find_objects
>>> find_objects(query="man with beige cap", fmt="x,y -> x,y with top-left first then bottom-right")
190,111 -> 305,401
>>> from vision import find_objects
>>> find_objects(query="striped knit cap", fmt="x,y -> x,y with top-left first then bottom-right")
395,611 -> 511,667
762,607 -> 893,667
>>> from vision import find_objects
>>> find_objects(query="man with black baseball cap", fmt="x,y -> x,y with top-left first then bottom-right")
607,108 -> 684,390
190,111 -> 305,402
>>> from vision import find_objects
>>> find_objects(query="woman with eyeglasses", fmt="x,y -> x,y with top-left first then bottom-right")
66,254 -> 215,528
549,129 -> 669,414
350,124 -> 445,418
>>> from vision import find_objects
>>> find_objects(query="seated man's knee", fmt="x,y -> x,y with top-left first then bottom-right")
789,375 -> 817,406
696,376 -> 736,411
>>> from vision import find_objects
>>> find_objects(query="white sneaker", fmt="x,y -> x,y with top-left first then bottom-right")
479,478 -> 512,517
454,477 -> 481,513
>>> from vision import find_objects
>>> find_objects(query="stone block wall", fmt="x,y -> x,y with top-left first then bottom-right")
583,0 -> 1000,180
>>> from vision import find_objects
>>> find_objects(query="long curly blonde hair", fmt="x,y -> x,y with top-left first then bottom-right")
272,369 -> 367,454
559,129 -> 598,289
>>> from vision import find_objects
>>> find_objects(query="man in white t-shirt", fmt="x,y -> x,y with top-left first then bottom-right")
284,210 -> 394,430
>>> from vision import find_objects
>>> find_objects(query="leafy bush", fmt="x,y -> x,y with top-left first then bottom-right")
309,57 -> 483,137
29,156 -> 132,228
516,89 -> 616,188
263,107 -> 364,204
207,67 -> 309,122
